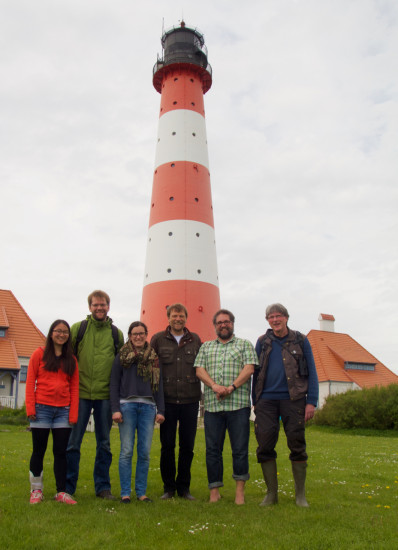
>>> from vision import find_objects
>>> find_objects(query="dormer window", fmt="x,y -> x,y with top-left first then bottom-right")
344,362 -> 375,371
0,329 -> 6,338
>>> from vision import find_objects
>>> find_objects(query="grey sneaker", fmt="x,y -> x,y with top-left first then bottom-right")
96,489 -> 116,500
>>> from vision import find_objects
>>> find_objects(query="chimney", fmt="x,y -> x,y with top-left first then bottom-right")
319,313 -> 335,332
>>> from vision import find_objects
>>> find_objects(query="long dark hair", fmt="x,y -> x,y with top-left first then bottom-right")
42,320 -> 76,376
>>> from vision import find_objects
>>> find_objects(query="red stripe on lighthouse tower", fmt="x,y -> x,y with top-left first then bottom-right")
141,23 -> 220,342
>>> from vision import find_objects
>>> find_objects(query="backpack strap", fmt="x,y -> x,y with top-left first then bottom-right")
73,320 -> 88,357
110,324 -> 119,356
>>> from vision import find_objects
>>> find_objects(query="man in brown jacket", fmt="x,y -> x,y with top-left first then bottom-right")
150,303 -> 201,500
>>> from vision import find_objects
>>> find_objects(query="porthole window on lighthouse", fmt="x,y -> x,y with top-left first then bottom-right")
172,131 -> 176,135
196,233 -> 200,237
167,268 -> 172,273
168,232 -> 173,236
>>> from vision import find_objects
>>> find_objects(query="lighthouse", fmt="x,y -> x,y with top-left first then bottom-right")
141,21 -> 220,342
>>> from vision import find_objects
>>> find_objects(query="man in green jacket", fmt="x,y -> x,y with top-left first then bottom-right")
66,290 -> 124,499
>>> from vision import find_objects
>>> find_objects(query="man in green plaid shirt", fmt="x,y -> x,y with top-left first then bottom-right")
194,309 -> 258,504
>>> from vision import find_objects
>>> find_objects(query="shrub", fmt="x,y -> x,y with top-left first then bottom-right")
313,384 -> 398,430
0,404 -> 28,425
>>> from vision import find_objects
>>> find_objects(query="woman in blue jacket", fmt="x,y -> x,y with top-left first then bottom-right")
110,321 -> 165,503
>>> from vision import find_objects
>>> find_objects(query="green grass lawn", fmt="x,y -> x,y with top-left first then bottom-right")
0,422 -> 397,549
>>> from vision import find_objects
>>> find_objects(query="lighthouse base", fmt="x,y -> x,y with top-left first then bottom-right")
141,280 -> 220,342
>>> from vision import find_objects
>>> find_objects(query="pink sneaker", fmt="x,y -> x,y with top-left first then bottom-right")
30,489 -> 44,504
54,492 -> 77,505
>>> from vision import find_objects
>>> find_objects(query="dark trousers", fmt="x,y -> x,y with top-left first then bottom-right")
254,398 -> 308,462
159,401 -> 198,495
30,427 -> 71,492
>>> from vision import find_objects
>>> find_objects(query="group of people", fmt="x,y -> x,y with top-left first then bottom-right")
26,289 -> 319,507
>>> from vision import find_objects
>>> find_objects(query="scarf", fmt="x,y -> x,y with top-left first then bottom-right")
119,340 -> 160,392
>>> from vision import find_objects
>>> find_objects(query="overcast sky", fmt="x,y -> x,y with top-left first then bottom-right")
1,0 -> 397,374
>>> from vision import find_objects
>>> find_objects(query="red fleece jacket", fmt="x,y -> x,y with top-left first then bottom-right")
25,347 -> 79,423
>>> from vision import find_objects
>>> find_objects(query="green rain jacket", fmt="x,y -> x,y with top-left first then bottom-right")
71,315 -> 124,400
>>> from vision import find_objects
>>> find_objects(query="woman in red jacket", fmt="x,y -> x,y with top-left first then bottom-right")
26,319 -> 79,504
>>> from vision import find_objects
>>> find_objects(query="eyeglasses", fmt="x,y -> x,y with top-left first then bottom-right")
53,330 -> 69,336
215,320 -> 232,326
267,315 -> 284,321
130,332 -> 147,338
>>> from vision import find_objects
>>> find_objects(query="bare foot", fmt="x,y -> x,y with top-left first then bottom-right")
235,493 -> 245,505
209,488 -> 221,503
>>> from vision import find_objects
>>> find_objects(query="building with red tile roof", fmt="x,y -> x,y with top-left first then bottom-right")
307,314 -> 398,407
0,290 -> 45,408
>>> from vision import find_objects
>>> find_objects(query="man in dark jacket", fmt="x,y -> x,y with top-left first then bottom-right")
66,290 -> 124,499
252,303 -> 318,507
150,303 -> 201,500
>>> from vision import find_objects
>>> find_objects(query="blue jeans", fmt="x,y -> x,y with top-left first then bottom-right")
118,402 -> 156,498
204,407 -> 251,489
66,398 -> 113,495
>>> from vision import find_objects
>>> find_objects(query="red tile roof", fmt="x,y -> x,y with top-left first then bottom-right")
0,339 -> 20,370
0,290 -> 45,368
0,306 -> 10,328
307,329 -> 398,388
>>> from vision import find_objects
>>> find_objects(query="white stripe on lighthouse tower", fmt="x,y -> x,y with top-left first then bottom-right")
155,110 -> 209,168
141,30 -> 220,341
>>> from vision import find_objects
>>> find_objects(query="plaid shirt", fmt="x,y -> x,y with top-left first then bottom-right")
194,336 -> 258,412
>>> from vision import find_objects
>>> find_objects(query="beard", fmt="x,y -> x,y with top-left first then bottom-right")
217,327 -> 233,341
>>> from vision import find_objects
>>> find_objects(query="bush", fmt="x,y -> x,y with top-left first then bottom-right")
313,384 -> 398,430
0,404 -> 28,425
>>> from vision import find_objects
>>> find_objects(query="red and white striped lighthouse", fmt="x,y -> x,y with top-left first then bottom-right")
141,22 -> 220,342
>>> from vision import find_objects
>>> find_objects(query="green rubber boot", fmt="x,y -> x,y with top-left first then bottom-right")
260,460 -> 278,506
292,461 -> 309,507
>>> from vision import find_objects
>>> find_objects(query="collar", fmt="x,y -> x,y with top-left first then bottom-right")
267,327 -> 291,341
165,325 -> 191,341
88,314 -> 112,328
216,334 -> 236,345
